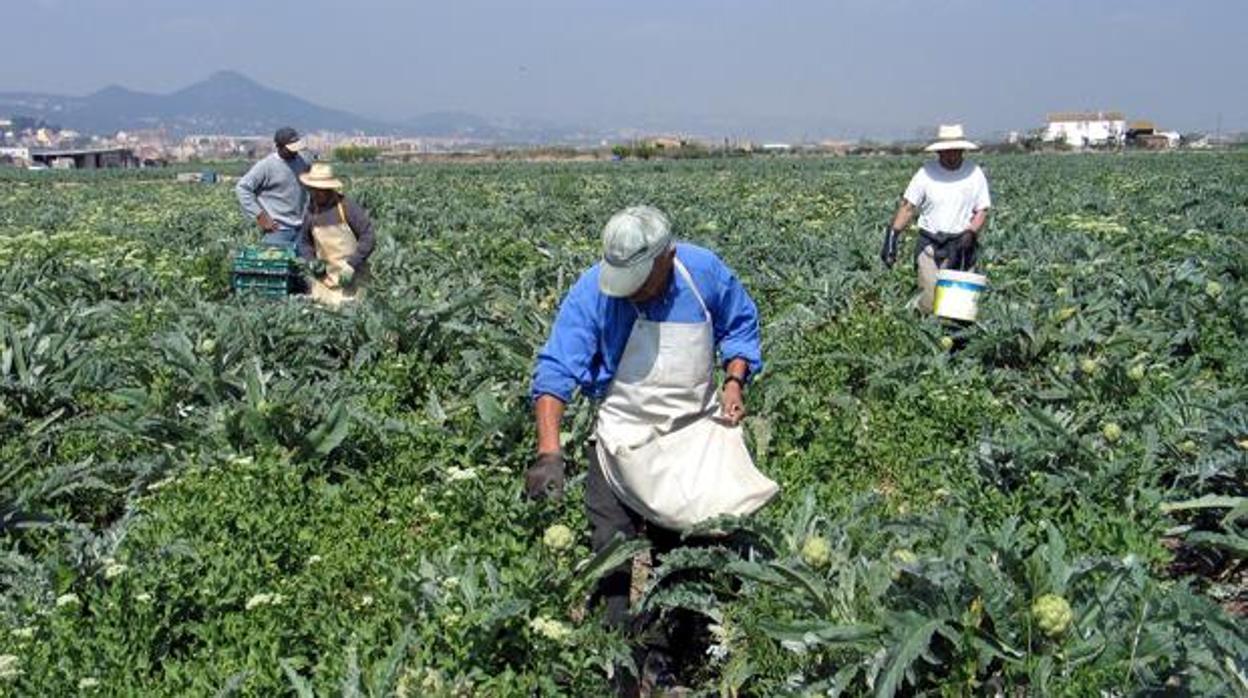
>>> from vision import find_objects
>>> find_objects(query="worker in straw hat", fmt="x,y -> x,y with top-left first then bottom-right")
526,205 -> 778,694
880,124 -> 992,313
295,163 -> 376,307
235,126 -> 312,250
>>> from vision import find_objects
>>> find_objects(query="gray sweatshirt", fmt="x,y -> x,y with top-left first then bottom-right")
235,152 -> 311,228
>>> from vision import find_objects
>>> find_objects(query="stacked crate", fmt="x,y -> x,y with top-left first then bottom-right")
231,245 -> 298,298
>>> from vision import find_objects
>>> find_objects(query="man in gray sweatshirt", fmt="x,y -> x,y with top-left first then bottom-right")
235,127 -> 312,249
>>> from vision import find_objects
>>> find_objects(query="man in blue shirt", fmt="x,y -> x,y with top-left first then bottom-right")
526,205 -> 776,693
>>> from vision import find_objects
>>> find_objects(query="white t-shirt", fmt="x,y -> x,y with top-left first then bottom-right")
903,161 -> 992,234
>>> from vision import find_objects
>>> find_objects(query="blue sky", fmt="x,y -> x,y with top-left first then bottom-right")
5,0 -> 1245,138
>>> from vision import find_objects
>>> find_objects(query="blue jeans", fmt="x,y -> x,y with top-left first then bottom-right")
261,226 -> 299,251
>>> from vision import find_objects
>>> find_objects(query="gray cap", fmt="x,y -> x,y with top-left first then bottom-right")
598,206 -> 673,297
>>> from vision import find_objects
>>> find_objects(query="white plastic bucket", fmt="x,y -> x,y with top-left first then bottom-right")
933,270 -> 987,322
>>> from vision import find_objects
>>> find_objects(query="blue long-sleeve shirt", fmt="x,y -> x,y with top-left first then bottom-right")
531,243 -> 763,404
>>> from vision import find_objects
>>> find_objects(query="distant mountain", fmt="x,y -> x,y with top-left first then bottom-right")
0,70 -> 876,143
0,71 -> 601,142
0,70 -> 396,136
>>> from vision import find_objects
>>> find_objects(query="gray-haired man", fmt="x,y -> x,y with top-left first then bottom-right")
526,206 -> 777,693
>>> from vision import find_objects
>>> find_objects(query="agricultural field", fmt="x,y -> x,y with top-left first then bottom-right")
0,152 -> 1245,696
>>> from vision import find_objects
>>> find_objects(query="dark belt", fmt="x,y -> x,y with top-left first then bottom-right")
915,229 -> 976,272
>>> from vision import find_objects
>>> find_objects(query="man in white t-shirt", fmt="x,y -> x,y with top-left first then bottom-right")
880,124 -> 992,313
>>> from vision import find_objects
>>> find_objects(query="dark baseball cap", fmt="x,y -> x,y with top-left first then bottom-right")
274,127 -> 304,151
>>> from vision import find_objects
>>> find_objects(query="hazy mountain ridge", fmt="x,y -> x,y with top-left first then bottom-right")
0,71 -> 552,140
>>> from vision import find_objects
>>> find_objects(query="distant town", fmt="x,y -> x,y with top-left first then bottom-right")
0,110 -> 1241,171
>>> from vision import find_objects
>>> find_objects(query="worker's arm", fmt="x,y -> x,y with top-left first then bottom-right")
295,218 -> 315,260
526,394 -> 569,500
525,274 -> 600,501
967,208 -> 989,235
966,169 -> 992,236
721,357 -> 749,425
529,272 -> 599,437
344,200 -> 376,268
235,159 -> 278,231
534,394 -> 565,456
890,199 -> 917,232
710,252 -> 763,380
892,166 -> 929,233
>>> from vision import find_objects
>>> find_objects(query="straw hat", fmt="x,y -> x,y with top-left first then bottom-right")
299,162 -> 344,190
925,124 -> 979,152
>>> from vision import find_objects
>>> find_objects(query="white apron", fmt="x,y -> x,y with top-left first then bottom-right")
594,259 -> 778,531
309,201 -> 367,308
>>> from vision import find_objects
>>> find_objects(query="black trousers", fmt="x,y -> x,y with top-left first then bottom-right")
916,228 -> 977,271
585,443 -> 716,680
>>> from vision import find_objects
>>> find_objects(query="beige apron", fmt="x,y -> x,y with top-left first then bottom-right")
594,259 -> 778,531
309,201 -> 366,308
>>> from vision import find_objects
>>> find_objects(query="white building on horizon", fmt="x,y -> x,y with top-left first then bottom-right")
1043,111 -> 1126,148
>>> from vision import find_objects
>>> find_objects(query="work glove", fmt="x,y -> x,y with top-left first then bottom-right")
524,451 -> 566,501
880,226 -> 901,268
308,259 -> 328,278
338,264 -> 355,287
953,229 -> 977,270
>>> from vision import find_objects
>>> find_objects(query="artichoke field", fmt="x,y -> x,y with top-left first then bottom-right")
0,153 -> 1244,695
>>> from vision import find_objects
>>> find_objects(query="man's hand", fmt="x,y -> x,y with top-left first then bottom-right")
955,229 -> 977,267
256,211 -> 279,232
308,259 -> 328,278
880,226 -> 901,268
721,379 -> 746,426
525,451 -> 566,500
338,264 -> 355,287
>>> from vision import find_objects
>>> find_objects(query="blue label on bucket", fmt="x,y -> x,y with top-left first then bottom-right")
935,280 -> 985,292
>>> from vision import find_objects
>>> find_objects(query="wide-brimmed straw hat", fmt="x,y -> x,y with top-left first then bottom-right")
299,162 -> 343,190
925,124 -> 979,152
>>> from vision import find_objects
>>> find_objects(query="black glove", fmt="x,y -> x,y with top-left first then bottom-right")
524,452 -> 566,500
953,229 -> 977,270
308,259 -> 328,278
880,226 -> 901,268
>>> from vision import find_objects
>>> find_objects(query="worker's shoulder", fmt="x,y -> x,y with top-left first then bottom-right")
240,152 -> 276,174
920,160 -> 985,181
906,163 -> 937,188
568,262 -> 604,300
675,242 -> 732,273
675,241 -> 720,262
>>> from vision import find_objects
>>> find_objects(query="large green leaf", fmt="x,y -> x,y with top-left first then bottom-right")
302,402 -> 351,457
874,615 -> 953,698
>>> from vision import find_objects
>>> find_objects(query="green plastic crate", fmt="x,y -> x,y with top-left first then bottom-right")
231,272 -> 292,298
232,245 -> 297,275
231,245 -> 297,297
